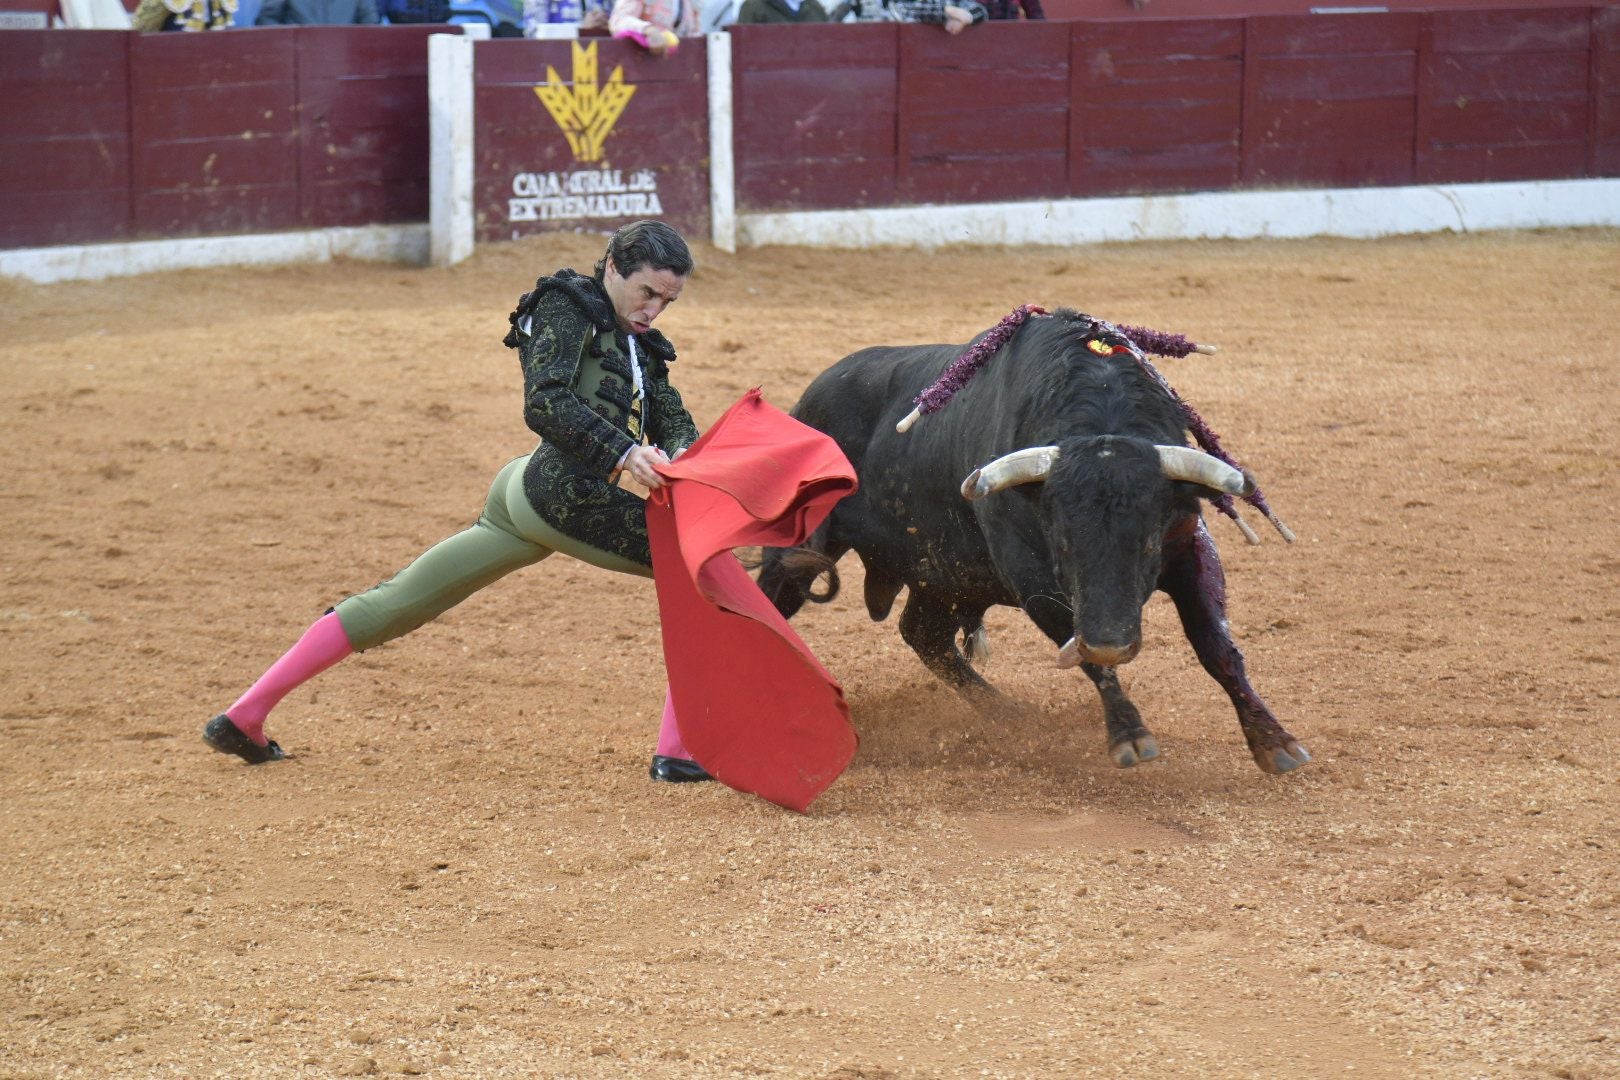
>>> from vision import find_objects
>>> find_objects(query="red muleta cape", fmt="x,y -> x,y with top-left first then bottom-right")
647,390 -> 858,813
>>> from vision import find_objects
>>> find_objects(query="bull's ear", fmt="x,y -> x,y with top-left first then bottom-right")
961,446 -> 1062,501
1155,445 -> 1250,495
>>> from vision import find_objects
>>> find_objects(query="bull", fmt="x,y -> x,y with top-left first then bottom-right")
758,309 -> 1309,774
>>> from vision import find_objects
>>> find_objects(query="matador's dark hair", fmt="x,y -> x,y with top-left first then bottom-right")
594,220 -> 694,281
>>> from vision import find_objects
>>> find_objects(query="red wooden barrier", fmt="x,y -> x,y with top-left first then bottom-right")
730,22 -> 898,211
1242,13 -> 1424,188
731,8 -> 1617,214
1070,18 -> 1244,195
899,21 -> 1070,203
298,26 -> 441,227
0,25 -> 448,250
129,29 -> 302,236
0,30 -> 131,248
1598,6 -> 1620,172
473,37 -> 710,243
1417,7 -> 1595,181
1,10 -> 1616,253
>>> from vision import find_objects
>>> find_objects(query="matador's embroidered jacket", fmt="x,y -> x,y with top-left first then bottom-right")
503,269 -> 699,567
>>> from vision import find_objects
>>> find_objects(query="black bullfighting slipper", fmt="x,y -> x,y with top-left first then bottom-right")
203,714 -> 286,765
649,755 -> 712,783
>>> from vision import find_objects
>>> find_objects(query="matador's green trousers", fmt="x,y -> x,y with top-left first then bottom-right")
333,454 -> 652,652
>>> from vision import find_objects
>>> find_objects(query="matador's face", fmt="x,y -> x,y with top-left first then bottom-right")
603,258 -> 687,337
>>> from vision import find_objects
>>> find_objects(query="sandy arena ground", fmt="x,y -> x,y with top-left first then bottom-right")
1,229 -> 1617,1079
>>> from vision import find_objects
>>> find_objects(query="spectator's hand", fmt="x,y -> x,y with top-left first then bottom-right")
648,28 -> 680,54
943,4 -> 972,32
580,9 -> 608,28
625,444 -> 671,488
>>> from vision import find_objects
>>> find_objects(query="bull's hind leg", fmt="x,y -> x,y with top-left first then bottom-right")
1022,595 -> 1157,767
1160,519 -> 1310,774
898,591 -> 1004,706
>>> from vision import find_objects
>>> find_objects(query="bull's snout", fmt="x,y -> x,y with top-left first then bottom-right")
1057,636 -> 1142,668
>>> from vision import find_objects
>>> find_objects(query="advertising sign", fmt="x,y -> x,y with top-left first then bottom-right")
475,36 -> 710,242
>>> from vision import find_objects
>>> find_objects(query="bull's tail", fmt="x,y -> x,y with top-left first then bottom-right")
756,546 -> 842,619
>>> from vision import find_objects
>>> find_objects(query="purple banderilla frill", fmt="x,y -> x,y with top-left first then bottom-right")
1117,340 -> 1294,544
1117,324 -> 1203,359
894,304 -> 1045,433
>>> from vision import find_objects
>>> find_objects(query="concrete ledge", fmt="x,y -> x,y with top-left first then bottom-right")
737,179 -> 1620,249
0,224 -> 430,285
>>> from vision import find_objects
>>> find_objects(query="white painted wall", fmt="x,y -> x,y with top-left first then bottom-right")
429,33 -> 477,268
736,179 -> 1620,251
0,226 -> 429,286
707,32 -> 736,255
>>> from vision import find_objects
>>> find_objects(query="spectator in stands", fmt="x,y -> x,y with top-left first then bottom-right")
980,0 -> 1040,17
700,0 -> 738,31
523,0 -> 609,34
255,0 -> 380,23
735,0 -> 827,23
132,0 -> 236,30
383,0 -> 451,22
609,0 -> 699,54
831,0 -> 985,34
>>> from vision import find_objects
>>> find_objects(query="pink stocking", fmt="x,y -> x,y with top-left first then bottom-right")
225,612 -> 354,746
654,686 -> 692,760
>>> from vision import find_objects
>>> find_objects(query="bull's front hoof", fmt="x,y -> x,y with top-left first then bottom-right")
1109,732 -> 1160,768
1253,739 -> 1311,775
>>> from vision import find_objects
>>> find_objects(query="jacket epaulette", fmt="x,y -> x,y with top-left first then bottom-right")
504,270 -> 679,376
503,269 -> 617,349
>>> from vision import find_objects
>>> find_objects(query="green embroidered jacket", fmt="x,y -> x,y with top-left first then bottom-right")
504,270 -> 699,566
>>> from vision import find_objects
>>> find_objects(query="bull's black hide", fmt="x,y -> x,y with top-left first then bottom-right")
758,310 -> 1309,775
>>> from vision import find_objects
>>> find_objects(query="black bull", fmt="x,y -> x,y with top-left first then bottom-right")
758,311 -> 1310,775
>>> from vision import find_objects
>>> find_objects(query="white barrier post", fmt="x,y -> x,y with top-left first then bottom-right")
429,33 -> 476,268
707,31 -> 737,255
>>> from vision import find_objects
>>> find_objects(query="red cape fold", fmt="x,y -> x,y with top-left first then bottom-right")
647,390 -> 859,813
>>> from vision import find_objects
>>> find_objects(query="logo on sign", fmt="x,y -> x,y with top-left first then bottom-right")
509,40 -> 664,225
534,41 -> 635,164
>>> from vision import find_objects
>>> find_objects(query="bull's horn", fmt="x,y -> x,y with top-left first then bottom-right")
1156,445 -> 1249,495
961,446 -> 1062,501
1057,637 -> 1082,669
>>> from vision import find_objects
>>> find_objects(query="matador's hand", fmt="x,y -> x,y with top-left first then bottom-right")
624,444 -> 671,489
